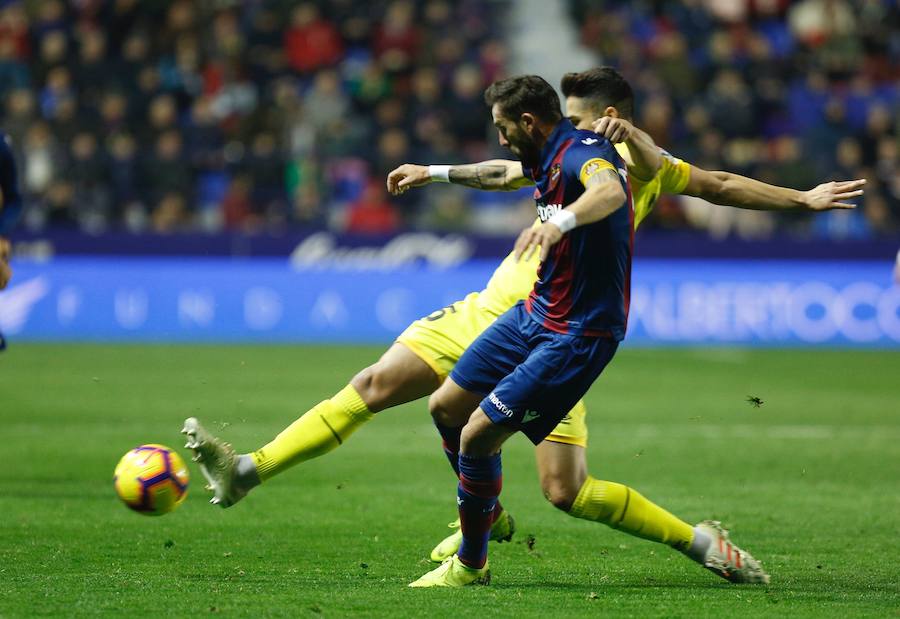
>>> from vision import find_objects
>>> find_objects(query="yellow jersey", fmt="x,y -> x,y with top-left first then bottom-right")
477,144 -> 692,315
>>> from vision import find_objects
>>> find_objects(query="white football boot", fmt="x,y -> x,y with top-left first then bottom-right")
182,417 -> 247,508
696,520 -> 770,584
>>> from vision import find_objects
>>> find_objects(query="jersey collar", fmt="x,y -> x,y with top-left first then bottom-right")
535,118 -> 575,176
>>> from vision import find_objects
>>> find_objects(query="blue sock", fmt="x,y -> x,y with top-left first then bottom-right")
434,421 -> 462,477
457,453 -> 502,569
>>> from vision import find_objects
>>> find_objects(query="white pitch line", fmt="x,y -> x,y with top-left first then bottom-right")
606,424 -> 900,441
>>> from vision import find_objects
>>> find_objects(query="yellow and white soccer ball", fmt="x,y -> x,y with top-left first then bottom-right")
114,444 -> 189,516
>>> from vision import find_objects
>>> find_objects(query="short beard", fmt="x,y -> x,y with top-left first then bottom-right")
515,140 -> 542,170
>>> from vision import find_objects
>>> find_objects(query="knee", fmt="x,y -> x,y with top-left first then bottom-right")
542,479 -> 579,513
459,413 -> 502,456
350,364 -> 390,413
459,420 -> 479,450
428,390 -> 458,427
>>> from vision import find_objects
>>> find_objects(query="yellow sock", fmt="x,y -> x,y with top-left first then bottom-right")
568,476 -> 694,551
251,385 -> 373,482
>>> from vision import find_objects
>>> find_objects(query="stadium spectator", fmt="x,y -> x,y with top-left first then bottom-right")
0,37 -> 28,99
143,130 -> 192,217
221,175 -> 255,231
344,180 -> 401,235
21,122 -> 60,203
569,0 -> 899,237
284,3 -> 343,74
0,0 -> 895,240
4,89 -> 35,147
67,131 -> 110,232
107,132 -> 140,214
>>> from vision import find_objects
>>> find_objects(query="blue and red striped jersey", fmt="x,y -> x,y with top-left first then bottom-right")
522,119 -> 633,339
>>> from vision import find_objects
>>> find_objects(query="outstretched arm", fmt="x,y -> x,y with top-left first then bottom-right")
592,117 -> 660,181
592,117 -> 866,211
387,160 -> 533,195
683,167 -> 865,211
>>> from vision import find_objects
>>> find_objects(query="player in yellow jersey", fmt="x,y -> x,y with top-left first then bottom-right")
183,67 -> 862,585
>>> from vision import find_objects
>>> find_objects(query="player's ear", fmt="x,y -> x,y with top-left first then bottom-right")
519,112 -> 536,132
604,106 -> 619,118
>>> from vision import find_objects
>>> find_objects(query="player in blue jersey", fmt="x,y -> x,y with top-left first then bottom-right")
405,75 -> 635,587
0,132 -> 24,350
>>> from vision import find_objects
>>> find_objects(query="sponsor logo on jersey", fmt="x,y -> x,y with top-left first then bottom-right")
522,410 -> 541,423
581,137 -> 599,145
536,202 -> 563,222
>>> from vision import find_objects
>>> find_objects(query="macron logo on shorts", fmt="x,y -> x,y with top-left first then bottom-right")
487,392 -> 515,418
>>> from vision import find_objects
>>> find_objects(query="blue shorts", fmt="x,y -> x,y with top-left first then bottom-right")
450,301 -> 619,445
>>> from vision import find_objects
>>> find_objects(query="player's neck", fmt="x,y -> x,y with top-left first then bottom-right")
533,120 -> 561,152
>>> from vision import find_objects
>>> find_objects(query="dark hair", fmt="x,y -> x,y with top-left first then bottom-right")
484,75 -> 563,124
560,67 -> 634,119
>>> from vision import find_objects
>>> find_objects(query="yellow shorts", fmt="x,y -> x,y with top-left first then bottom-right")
396,292 -> 588,447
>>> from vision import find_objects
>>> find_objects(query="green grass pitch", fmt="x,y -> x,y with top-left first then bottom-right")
1,344 -> 898,617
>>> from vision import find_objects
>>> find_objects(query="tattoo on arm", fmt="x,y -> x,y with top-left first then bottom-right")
449,164 -> 513,189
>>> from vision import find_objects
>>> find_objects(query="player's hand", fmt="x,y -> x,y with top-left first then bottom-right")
386,164 -> 432,196
0,237 -> 11,290
801,179 -> 866,210
514,221 -> 563,263
592,116 -> 634,144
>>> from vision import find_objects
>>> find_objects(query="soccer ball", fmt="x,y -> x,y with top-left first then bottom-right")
114,444 -> 189,516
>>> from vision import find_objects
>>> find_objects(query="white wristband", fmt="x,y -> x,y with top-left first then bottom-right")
548,209 -> 577,234
428,165 -> 451,182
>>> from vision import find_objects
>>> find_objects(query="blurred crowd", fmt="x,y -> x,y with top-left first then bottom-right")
0,0 -> 509,235
570,0 -> 900,239
0,0 -> 897,240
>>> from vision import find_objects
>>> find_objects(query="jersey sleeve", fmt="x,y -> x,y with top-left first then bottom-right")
657,149 -> 691,194
563,136 -> 621,188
